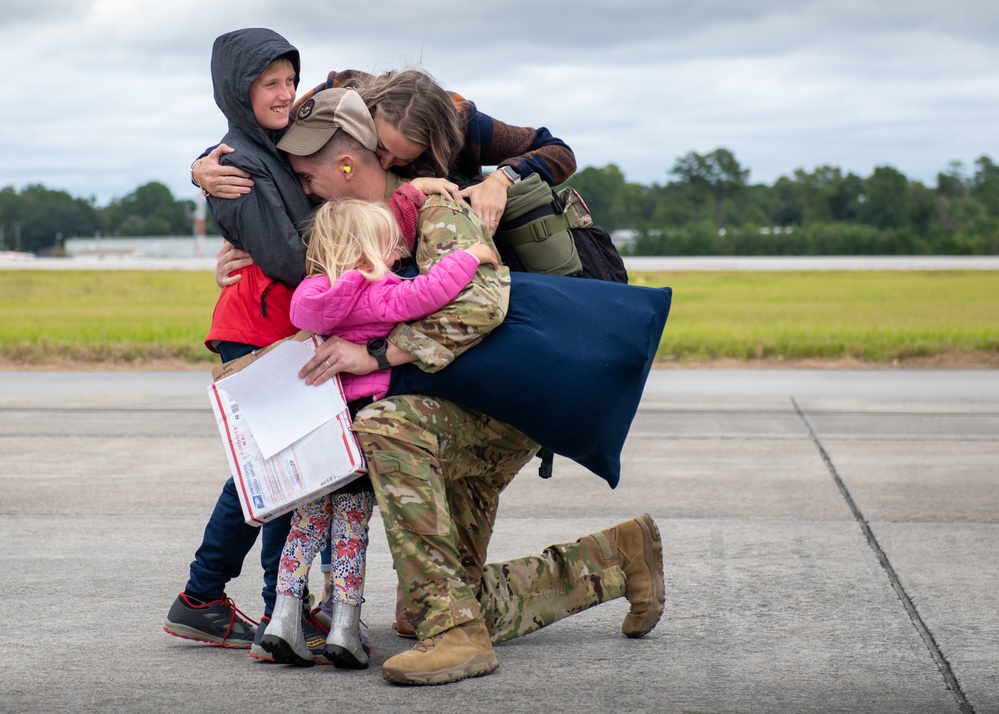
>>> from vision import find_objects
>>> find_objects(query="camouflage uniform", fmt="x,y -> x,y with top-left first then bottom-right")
385,183 -> 510,372
354,186 -> 628,642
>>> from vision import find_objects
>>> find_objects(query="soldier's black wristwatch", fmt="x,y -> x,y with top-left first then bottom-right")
366,338 -> 391,370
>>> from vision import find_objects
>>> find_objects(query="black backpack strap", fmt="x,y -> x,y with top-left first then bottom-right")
538,447 -> 554,479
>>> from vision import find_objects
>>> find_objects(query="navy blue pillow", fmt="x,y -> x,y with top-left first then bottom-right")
388,271 -> 672,488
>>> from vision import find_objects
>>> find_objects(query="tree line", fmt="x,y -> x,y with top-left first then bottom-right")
0,182 -> 204,255
3,149 -> 998,256
564,149 -> 999,255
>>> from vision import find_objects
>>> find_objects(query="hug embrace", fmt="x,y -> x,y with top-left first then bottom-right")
163,27 -> 671,686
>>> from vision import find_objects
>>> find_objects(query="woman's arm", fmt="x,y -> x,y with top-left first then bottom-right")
296,68 -> 375,108
193,144 -> 254,199
215,239 -> 254,288
453,99 -> 577,231
459,100 -> 577,186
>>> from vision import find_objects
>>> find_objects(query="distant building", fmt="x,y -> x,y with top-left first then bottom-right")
64,236 -> 225,260
610,229 -> 639,250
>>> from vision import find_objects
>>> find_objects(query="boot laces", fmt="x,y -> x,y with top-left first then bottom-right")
413,634 -> 445,653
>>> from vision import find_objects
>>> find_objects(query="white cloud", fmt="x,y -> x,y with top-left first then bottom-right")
0,0 -> 997,206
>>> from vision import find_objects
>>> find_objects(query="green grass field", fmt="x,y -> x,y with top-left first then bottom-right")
1,269 -> 997,366
1,271 -> 219,364
631,270 -> 999,363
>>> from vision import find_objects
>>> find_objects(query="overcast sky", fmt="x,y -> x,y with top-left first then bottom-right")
2,0 -> 997,206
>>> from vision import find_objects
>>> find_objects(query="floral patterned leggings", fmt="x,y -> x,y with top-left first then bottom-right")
276,489 -> 374,606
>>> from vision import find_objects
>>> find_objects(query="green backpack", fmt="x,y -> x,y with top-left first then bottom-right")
492,173 -> 586,276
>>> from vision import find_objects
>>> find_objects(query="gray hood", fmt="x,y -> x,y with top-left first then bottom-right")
211,28 -> 301,161
205,28 -> 313,287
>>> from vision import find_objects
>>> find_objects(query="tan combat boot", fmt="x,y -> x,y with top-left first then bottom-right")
382,619 -> 498,686
608,513 -> 665,637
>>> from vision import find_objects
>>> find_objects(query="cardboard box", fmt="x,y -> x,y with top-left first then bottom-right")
208,331 -> 366,525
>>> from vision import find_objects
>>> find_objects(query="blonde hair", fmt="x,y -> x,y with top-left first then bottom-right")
262,56 -> 296,78
304,199 -> 409,283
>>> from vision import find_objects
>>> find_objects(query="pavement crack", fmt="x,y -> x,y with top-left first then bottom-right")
791,396 -> 974,714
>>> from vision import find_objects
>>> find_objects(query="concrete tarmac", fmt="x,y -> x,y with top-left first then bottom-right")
1,368 -> 997,713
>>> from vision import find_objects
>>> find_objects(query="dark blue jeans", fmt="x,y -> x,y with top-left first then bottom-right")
184,341 -> 292,618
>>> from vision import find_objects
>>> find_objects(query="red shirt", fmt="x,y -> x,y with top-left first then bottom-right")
205,264 -> 297,351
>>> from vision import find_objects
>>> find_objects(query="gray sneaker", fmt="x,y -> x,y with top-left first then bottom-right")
303,612 -> 334,665
250,616 -> 274,662
163,593 -> 256,649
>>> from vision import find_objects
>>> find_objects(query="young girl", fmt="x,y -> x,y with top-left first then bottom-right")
260,183 -> 498,668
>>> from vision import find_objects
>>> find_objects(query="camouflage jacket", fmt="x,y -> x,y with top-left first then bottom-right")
385,176 -> 510,371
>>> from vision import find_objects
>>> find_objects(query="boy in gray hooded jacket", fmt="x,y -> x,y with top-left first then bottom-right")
165,28 -> 368,667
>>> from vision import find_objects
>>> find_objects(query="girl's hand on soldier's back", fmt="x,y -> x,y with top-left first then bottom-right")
409,177 -> 462,203
465,241 -> 500,270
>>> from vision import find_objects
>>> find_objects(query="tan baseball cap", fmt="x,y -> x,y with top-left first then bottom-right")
277,88 -> 378,156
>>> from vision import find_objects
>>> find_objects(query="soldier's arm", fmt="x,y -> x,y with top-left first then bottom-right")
387,196 -> 510,373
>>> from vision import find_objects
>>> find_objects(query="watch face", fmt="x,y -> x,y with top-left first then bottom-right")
367,337 -> 391,369
501,166 -> 520,182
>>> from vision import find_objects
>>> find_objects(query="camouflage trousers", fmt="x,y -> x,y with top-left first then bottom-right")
353,395 -> 628,642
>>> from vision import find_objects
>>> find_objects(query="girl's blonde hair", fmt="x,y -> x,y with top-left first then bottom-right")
304,199 -> 409,283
